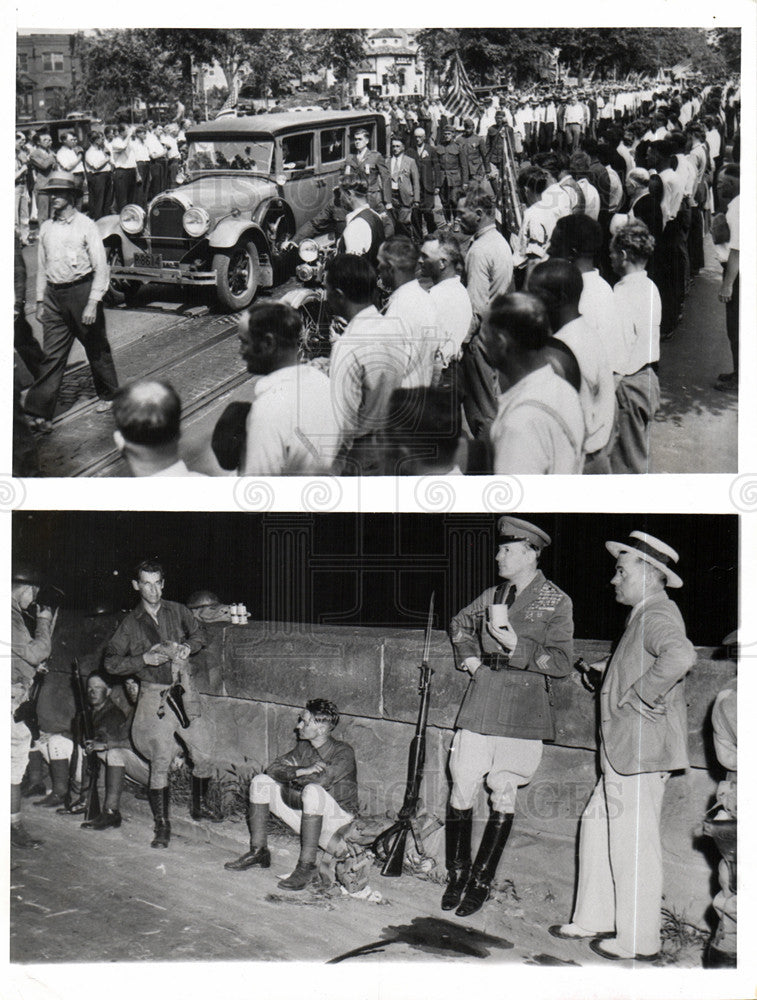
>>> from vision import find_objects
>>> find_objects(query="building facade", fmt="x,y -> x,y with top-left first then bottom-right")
353,29 -> 425,98
16,32 -> 83,120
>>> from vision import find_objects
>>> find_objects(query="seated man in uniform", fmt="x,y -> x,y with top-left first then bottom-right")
224,699 -> 358,891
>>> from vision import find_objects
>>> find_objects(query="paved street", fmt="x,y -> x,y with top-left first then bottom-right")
10,784 -> 702,967
17,237 -> 737,476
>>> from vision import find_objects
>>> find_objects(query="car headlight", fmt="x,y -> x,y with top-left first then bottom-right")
296,263 -> 315,282
120,204 -> 145,235
182,207 -> 211,238
298,239 -> 319,264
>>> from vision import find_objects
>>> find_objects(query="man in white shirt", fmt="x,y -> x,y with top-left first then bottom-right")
564,99 -> 587,152
528,259 -> 615,474
131,125 -> 152,209
113,379 -> 205,477
55,131 -> 85,207
236,302 -> 340,475
419,232 -> 473,373
457,184 -> 514,439
84,130 -> 113,220
608,222 -> 661,474
111,124 -> 138,211
324,254 -> 406,474
144,124 -> 167,200
485,292 -> 584,474
335,176 -> 384,264
378,235 -> 439,390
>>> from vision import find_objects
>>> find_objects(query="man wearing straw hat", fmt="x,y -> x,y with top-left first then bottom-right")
551,530 -> 696,961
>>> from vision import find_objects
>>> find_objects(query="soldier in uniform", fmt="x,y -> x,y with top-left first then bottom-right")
11,564 -> 56,848
459,118 -> 491,190
435,124 -> 469,224
344,127 -> 391,215
443,517 -> 573,918
104,558 -> 221,848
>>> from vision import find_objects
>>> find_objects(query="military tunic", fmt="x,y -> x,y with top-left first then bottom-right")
449,570 -> 573,741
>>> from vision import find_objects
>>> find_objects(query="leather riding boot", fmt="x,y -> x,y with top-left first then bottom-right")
34,758 -> 70,807
22,750 -> 46,797
148,787 -> 171,848
11,820 -> 42,849
224,846 -> 271,871
190,776 -> 223,822
456,811 -> 514,918
278,813 -> 323,891
441,806 -> 473,911
104,765 -> 126,813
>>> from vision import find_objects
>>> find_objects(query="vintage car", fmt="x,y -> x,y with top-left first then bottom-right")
97,109 -> 386,311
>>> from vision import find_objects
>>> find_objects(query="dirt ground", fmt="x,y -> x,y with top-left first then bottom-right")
10,784 -> 704,969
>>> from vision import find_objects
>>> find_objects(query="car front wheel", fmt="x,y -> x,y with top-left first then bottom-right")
214,240 -> 260,312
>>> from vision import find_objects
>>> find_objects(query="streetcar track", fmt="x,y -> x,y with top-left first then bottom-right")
52,316 -> 238,431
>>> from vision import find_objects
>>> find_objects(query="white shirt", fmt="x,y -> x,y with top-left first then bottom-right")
329,305 -> 407,446
554,316 -> 615,454
714,195 -> 740,264
465,224 -> 514,321
657,167 -> 684,226
490,365 -> 584,474
111,135 -> 137,170
85,146 -> 111,173
576,178 -> 600,220
617,142 -> 635,177
162,134 -> 180,160
605,165 -> 623,212
384,279 -> 440,389
145,132 -> 166,159
612,270 -> 661,376
579,269 -> 626,375
56,145 -> 84,175
706,128 -> 721,161
240,364 -> 341,475
341,206 -> 373,256
515,197 -> 562,263
429,276 -> 473,366
149,460 -> 206,477
131,137 -> 151,163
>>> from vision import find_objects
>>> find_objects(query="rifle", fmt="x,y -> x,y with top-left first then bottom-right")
71,658 -> 101,821
13,670 -> 45,742
372,592 -> 435,877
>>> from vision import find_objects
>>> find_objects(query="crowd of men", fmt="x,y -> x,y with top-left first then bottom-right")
10,522 -> 735,964
14,76 -> 739,476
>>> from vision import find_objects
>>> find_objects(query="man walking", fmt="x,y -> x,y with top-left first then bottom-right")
444,517 -> 573,917
386,136 -> 420,239
224,699 -> 358,891
551,530 -> 696,960
23,173 -> 119,434
104,559 -> 221,848
406,127 -> 441,242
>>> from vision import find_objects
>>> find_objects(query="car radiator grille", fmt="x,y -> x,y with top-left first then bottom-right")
149,199 -> 185,238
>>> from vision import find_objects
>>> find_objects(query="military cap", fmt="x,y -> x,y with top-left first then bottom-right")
497,516 -> 551,549
12,562 -> 44,584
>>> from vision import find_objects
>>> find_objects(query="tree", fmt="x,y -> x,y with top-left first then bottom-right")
79,30 -> 180,120
312,30 -> 367,98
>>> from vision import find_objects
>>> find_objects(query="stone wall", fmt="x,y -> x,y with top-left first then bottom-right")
40,613 -> 736,925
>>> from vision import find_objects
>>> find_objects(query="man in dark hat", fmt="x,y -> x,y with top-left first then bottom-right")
551,531 -> 696,961
11,563 -> 56,847
23,172 -> 119,434
459,118 -> 490,188
443,517 -> 574,918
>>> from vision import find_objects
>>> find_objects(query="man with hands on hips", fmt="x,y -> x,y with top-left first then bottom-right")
444,517 -> 574,918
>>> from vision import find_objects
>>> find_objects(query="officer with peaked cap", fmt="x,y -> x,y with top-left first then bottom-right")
551,530 -> 696,961
444,516 -> 574,918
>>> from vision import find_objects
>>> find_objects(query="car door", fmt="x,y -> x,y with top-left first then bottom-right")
278,130 -> 325,230
318,125 -> 347,203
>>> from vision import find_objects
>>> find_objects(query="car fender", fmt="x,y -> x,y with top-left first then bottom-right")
253,196 -> 296,236
209,220 -> 273,287
279,285 -> 324,311
96,214 -> 125,243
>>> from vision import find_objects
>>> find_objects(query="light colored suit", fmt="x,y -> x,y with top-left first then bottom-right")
388,153 -> 420,223
571,588 -> 696,956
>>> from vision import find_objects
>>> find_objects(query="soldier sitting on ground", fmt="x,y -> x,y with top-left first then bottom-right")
224,699 -> 359,891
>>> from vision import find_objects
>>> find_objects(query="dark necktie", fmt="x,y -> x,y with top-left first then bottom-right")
506,585 -> 517,609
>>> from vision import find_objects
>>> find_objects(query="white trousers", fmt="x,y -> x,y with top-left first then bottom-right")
572,750 -> 668,956
250,773 -> 353,852
11,716 -> 32,784
449,728 -> 544,812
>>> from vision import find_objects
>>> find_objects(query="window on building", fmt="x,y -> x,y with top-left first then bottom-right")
320,128 -> 345,164
17,53 -> 28,72
42,52 -> 65,72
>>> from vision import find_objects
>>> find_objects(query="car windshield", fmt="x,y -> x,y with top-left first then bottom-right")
186,138 -> 273,174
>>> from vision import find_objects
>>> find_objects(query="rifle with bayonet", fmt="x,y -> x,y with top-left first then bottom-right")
372,592 -> 435,877
71,658 -> 101,821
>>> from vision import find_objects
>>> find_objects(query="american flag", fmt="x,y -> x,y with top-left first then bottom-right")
441,50 -> 481,121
